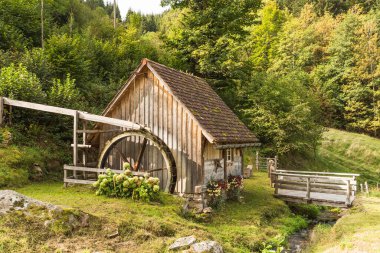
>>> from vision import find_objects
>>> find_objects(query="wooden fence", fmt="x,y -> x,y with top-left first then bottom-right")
272,170 -> 359,207
255,151 -> 278,171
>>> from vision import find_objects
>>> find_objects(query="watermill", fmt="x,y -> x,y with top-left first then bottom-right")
0,59 -> 261,195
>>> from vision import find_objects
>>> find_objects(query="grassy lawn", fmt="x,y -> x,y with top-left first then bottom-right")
0,172 -> 307,253
289,128 -> 380,184
306,192 -> 380,253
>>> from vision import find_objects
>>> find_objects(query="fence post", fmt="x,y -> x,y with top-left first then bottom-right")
255,151 -> 259,171
346,180 -> 351,205
365,181 -> 369,194
275,155 -> 278,170
360,183 -> 363,193
306,177 -> 311,200
274,174 -> 278,195
73,111 -> 78,179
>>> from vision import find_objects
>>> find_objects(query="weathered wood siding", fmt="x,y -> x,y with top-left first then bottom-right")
98,68 -> 204,193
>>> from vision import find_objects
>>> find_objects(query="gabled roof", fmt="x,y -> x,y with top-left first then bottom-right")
103,59 -> 260,146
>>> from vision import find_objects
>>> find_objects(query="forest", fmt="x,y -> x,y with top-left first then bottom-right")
0,0 -> 379,158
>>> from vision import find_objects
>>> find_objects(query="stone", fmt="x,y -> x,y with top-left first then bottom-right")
202,207 -> 213,214
188,201 -> 204,213
30,163 -> 44,181
0,190 -> 60,215
194,185 -> 203,194
190,241 -> 223,253
168,236 -> 197,251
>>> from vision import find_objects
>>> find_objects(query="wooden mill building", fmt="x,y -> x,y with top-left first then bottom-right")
92,59 -> 260,193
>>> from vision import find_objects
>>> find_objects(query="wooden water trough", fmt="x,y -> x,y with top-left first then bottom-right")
272,170 -> 360,207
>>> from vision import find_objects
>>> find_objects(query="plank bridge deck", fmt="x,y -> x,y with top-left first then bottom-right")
271,170 -> 360,207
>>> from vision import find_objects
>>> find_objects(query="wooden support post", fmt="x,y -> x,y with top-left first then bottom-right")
255,151 -> 259,171
82,121 -> 87,179
73,111 -> 78,179
223,149 -> 227,181
274,174 -> 278,195
306,177 -> 311,200
9,105 -> 12,125
365,181 -> 369,194
0,97 -> 3,126
134,138 -> 147,171
360,183 -> 363,193
346,180 -> 351,205
64,169 -> 68,188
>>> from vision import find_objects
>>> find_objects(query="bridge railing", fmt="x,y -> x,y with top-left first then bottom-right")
272,171 -> 358,206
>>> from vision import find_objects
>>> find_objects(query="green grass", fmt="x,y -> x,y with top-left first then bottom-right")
306,192 -> 380,252
0,172 -> 307,253
0,127 -> 69,187
288,128 -> 380,184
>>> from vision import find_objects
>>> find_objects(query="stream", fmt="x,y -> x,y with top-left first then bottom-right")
285,209 -> 344,253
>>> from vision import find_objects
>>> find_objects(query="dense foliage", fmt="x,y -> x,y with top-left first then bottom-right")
0,0 -> 379,158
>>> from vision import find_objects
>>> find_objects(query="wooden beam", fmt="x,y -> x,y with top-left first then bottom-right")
3,97 -> 141,129
71,144 -> 92,148
77,129 -> 123,134
276,169 -> 360,177
134,138 -> 147,171
114,146 -> 130,164
63,165 -> 146,176
272,172 -> 358,180
4,97 -> 76,116
223,149 -> 227,181
78,111 -> 140,129
73,111 -> 78,178
306,178 -> 311,200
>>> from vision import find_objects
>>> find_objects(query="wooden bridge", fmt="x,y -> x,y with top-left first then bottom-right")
271,170 -> 359,207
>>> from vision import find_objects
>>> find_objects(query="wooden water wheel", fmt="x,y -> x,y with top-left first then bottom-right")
97,129 -> 177,193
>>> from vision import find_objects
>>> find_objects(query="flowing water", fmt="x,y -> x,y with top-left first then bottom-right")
284,209 -> 344,253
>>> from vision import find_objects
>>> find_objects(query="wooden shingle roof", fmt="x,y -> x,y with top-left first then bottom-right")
103,59 -> 260,146
147,60 -> 259,146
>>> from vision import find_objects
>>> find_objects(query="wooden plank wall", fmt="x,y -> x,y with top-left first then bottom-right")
98,68 -> 204,193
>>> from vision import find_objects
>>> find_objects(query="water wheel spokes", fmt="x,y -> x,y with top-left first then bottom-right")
97,129 -> 177,193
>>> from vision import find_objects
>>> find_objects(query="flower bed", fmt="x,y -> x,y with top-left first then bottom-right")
206,175 -> 244,208
92,163 -> 160,202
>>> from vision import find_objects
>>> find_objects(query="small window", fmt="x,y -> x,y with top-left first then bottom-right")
226,148 -> 232,162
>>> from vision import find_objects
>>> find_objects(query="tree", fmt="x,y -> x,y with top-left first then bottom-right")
162,0 -> 261,80
245,1 -> 288,71
0,64 -> 45,102
240,72 -> 322,155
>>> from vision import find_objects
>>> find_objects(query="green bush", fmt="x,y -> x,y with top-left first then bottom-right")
0,63 -> 45,102
288,203 -> 321,220
92,164 -> 160,202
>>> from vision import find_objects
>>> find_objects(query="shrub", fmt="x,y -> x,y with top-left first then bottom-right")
206,175 -> 244,208
226,175 -> 244,201
0,63 -> 45,102
92,164 -> 160,202
48,74 -> 82,108
206,179 -> 226,209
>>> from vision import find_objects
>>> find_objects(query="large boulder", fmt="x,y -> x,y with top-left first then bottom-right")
0,190 -> 58,214
0,190 -> 91,235
190,241 -> 223,253
169,236 -> 197,251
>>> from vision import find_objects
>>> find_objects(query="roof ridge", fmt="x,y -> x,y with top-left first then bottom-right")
144,58 -> 205,81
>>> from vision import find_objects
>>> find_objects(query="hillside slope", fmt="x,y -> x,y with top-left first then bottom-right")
293,128 -> 380,184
